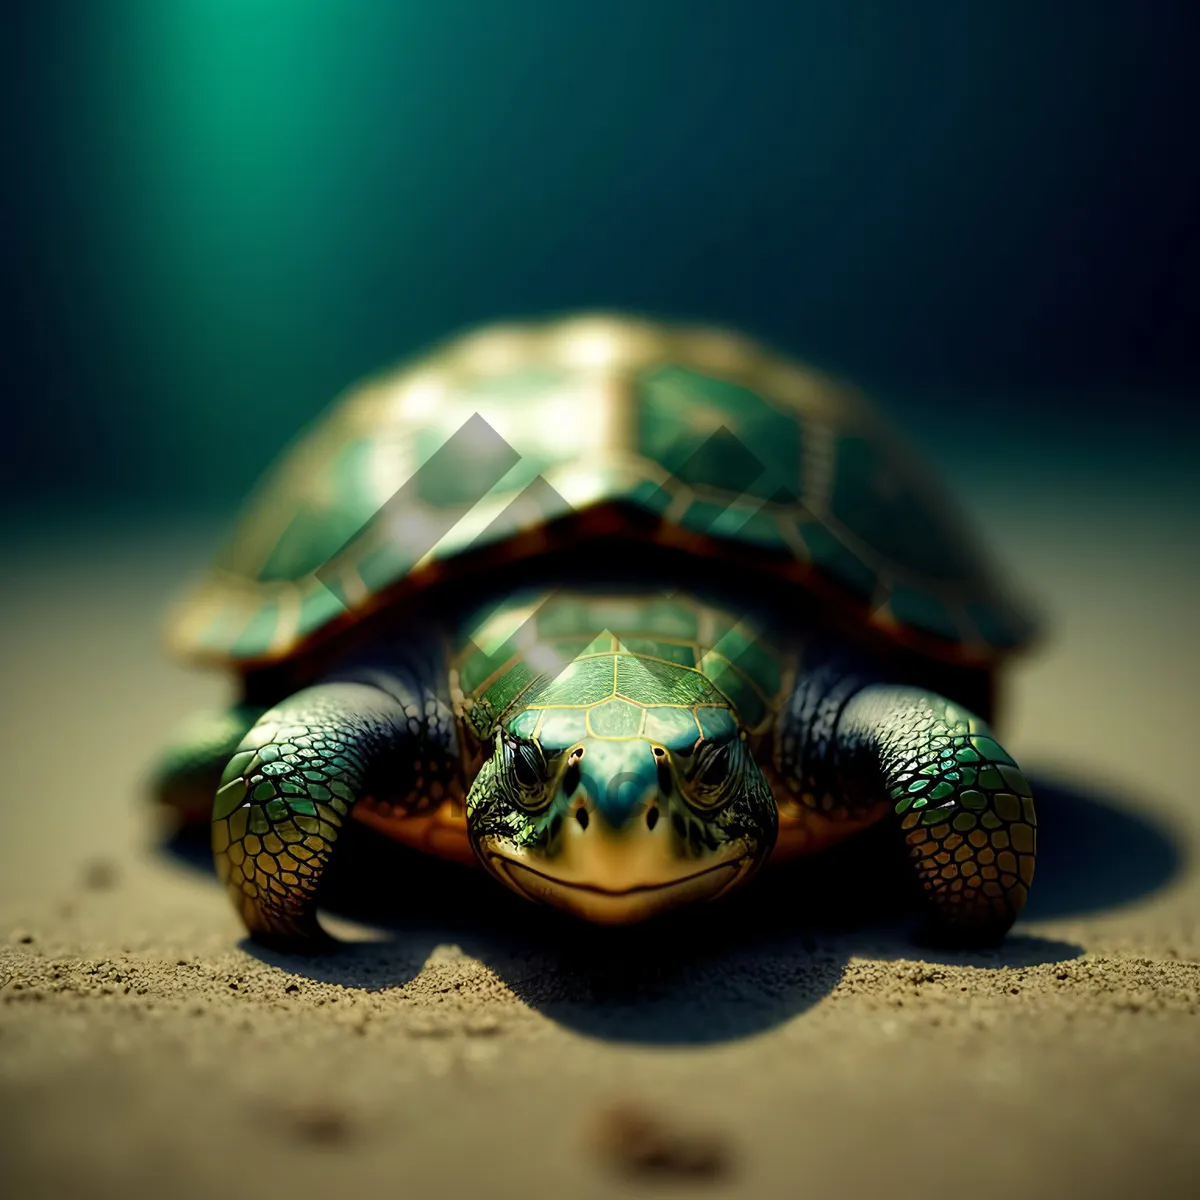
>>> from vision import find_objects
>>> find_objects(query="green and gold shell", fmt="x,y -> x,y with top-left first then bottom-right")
452,591 -> 786,748
169,313 -> 1035,668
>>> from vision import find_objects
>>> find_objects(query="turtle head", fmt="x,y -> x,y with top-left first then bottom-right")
465,700 -> 778,924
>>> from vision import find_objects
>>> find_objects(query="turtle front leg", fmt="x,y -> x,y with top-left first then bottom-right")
835,686 -> 1036,942
212,675 -> 455,951
781,675 -> 1036,944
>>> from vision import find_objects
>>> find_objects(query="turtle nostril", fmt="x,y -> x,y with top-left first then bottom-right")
646,806 -> 659,830
575,807 -> 590,830
656,760 -> 673,795
562,763 -> 581,798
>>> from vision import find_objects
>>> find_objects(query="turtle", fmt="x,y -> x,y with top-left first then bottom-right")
154,312 -> 1039,951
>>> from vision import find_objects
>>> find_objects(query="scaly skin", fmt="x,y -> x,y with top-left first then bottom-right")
836,686 -> 1036,942
210,673 -> 456,949
777,669 -> 1036,942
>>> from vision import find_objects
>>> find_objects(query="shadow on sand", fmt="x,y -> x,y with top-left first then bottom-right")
161,773 -> 1185,1045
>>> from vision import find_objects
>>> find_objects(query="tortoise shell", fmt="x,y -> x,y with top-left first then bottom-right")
453,590 -> 787,750
169,313 -> 1035,669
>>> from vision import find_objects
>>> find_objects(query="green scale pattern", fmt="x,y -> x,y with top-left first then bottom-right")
455,593 -> 784,748
207,682 -> 434,944
212,718 -> 356,940
837,688 -> 1036,932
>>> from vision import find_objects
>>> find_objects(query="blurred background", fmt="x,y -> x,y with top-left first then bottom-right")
4,1 -> 1197,520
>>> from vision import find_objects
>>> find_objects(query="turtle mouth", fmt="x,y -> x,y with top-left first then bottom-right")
485,851 -> 752,924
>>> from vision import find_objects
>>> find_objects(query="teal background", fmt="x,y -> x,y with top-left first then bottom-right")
4,2 -> 1197,510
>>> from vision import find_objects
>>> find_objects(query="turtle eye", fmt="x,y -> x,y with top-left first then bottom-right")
685,738 -> 739,811
697,746 -> 730,789
508,738 -> 545,790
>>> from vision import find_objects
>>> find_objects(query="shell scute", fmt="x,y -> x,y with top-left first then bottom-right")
637,364 -> 803,502
170,314 -> 1035,668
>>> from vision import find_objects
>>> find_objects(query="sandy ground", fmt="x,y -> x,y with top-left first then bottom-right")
1,493 -> 1197,1199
